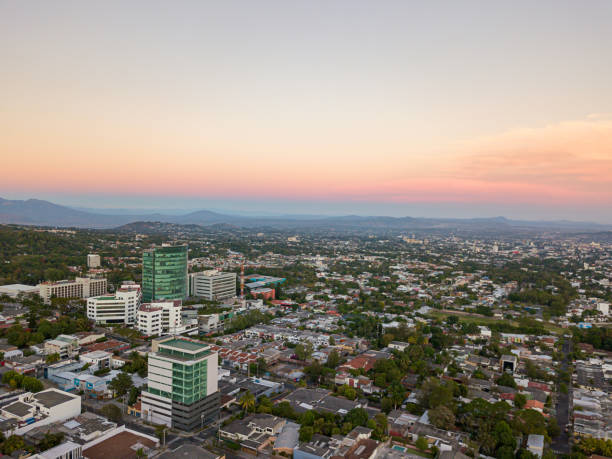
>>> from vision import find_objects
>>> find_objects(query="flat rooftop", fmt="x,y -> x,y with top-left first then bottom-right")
33,389 -> 76,408
83,430 -> 157,459
3,401 -> 32,417
160,338 -> 208,352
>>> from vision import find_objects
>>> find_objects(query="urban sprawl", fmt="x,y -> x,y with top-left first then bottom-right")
0,224 -> 611,459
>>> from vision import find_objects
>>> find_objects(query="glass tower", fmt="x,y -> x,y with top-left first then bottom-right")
142,245 -> 188,302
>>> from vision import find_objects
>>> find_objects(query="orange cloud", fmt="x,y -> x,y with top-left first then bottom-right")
1,115 -> 611,207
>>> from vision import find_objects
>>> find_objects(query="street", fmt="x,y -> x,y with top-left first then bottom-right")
551,338 -> 572,455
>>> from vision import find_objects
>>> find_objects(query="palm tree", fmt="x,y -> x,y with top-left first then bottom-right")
240,390 -> 255,415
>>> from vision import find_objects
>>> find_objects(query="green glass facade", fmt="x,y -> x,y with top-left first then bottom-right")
142,245 -> 188,302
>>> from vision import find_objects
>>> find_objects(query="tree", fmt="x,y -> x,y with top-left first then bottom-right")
108,372 -> 133,397
2,435 -> 25,455
496,373 -> 517,389
494,421 -> 516,451
514,393 -> 527,409
240,391 -> 256,415
419,377 -> 454,409
372,413 -> 388,440
45,353 -> 60,364
547,417 -> 561,438
39,432 -> 64,451
272,401 -> 297,420
326,350 -> 340,368
295,342 -> 313,361
344,408 -> 368,428
128,386 -> 140,406
415,436 -> 428,451
429,405 -> 456,430
381,397 -> 394,414
512,409 -> 547,438
22,375 -> 43,393
299,425 -> 314,442
2,370 -> 23,388
101,403 -> 122,422
257,395 -> 273,414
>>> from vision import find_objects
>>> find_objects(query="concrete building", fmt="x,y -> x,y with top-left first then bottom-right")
30,440 -> 83,459
87,254 -> 101,268
189,270 -> 236,301
500,354 -> 518,373
0,284 -> 40,299
1,389 -> 81,434
142,245 -> 188,302
86,282 -> 141,325
136,304 -> 163,337
44,335 -> 79,359
39,277 -> 107,304
140,336 -> 219,431
136,300 -> 182,336
79,351 -> 112,371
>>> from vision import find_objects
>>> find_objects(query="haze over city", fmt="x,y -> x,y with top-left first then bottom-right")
2,1 -> 612,221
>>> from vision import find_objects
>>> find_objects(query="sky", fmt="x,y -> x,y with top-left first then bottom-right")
1,1 -> 612,222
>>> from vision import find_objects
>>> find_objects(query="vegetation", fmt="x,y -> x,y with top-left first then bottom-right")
101,403 -> 123,422
1,370 -> 43,392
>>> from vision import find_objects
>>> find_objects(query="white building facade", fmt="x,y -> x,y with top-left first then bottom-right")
39,277 -> 107,304
86,283 -> 141,325
136,300 -> 182,336
189,271 -> 236,301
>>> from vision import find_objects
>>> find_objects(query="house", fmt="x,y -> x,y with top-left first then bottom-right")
294,434 -> 341,459
82,425 -> 159,459
220,413 -> 285,454
273,421 -> 300,456
527,434 -> 544,458
388,341 -> 409,352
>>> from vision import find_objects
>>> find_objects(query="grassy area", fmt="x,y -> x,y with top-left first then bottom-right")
428,310 -> 565,334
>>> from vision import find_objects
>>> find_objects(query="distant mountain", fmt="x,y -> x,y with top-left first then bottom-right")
1,196 -> 611,232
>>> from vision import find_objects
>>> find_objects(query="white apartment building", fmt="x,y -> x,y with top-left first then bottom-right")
189,270 -> 236,301
137,300 -> 182,337
87,254 -> 101,268
39,277 -> 107,304
86,282 -> 141,325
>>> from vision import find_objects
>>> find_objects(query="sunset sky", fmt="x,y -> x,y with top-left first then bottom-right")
2,1 -> 612,221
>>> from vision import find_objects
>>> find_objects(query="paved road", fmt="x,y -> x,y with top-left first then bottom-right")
551,338 -> 572,455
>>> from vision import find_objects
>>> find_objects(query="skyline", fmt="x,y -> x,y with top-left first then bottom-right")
2,1 -> 612,222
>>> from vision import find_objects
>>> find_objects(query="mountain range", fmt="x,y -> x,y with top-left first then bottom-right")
1,197 -> 611,232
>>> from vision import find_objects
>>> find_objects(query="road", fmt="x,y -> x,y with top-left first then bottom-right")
551,338 -> 572,455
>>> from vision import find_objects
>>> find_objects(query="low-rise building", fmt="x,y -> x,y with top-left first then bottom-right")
44,335 -> 79,359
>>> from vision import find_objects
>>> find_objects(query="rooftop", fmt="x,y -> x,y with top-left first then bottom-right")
160,338 -> 208,352
33,389 -> 76,408
82,430 -> 157,459
3,401 -> 33,417
157,444 -> 219,459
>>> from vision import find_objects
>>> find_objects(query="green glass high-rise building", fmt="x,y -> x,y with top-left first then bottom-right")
142,245 -> 188,303
140,336 -> 220,430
